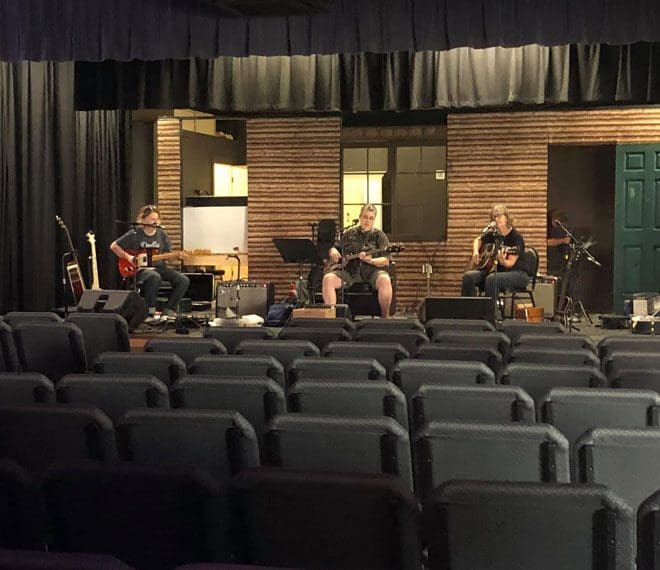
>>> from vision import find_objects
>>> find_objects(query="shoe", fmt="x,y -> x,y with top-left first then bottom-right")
144,315 -> 158,324
162,309 -> 177,318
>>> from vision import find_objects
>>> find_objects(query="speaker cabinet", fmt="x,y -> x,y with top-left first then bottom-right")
420,296 -> 496,324
216,282 -> 270,318
78,290 -> 148,332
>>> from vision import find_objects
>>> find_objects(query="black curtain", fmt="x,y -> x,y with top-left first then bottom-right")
3,0 -> 660,61
0,61 -> 130,313
75,42 -> 660,112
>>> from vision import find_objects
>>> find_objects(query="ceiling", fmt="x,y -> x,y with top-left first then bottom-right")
199,0 -> 334,17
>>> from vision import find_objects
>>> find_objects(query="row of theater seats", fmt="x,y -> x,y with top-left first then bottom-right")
5,460 -> 660,570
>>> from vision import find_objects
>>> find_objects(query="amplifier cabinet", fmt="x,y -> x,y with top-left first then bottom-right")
503,281 -> 557,319
216,281 -> 271,318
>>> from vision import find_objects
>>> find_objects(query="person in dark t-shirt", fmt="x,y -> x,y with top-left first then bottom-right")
110,204 -> 189,319
321,203 -> 393,318
461,204 -> 531,299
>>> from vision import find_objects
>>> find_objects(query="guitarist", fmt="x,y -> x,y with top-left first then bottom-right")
110,204 -> 189,321
321,203 -> 393,318
461,204 -> 530,301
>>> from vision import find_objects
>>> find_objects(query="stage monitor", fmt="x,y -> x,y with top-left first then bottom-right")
421,296 -> 496,325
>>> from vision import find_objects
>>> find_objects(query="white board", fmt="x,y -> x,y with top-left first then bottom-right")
183,206 -> 248,252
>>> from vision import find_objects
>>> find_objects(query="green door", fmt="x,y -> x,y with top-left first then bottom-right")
614,145 -> 660,312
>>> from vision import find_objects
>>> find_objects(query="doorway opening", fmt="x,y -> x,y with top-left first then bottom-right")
547,144 -> 616,314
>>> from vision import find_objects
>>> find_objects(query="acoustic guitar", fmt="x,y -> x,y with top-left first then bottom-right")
324,245 -> 404,273
467,244 -> 519,273
56,215 -> 87,302
118,248 -> 190,278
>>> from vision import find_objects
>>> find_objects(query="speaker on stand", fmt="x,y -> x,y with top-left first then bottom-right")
77,290 -> 148,332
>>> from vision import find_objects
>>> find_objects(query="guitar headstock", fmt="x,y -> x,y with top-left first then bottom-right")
55,215 -> 66,230
389,244 -> 405,254
86,231 -> 96,245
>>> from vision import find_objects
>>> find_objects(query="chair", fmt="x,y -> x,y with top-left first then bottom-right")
0,550 -> 133,569
610,368 -> 660,391
189,355 -> 286,389
0,372 -> 55,405
288,357 -> 387,384
94,352 -> 187,388
203,326 -> 275,353
234,340 -> 320,371
67,313 -> 130,371
116,409 -> 260,485
57,374 -> 170,424
264,414 -> 413,489
415,344 -> 504,375
44,463 -> 228,570
171,376 -> 286,442
413,422 -> 569,499
638,489 -> 660,570
430,330 -> 510,356
513,332 -> 596,353
0,406 -> 117,475
425,318 -> 495,337
353,330 -> 429,356
601,351 -> 660,379
576,428 -> 660,511
597,335 -> 660,361
355,318 -> 424,332
230,469 -> 422,570
0,321 -> 19,372
500,246 -> 539,318
499,363 -> 607,414
499,321 -> 566,342
288,380 -> 408,427
277,327 -> 352,351
323,342 -> 409,378
3,312 -> 63,328
13,323 -> 86,382
144,338 -> 227,368
410,384 -> 535,432
508,347 -> 600,367
0,459 -> 44,550
424,481 -> 634,570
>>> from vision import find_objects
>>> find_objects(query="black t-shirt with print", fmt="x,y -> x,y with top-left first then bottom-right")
115,227 -> 172,269
482,227 -> 528,274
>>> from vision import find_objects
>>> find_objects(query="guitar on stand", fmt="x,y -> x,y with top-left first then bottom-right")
56,215 -> 87,307
86,231 -> 101,290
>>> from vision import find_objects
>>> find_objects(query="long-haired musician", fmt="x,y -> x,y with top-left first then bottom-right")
321,203 -> 393,318
461,204 -> 530,300
110,204 -> 189,320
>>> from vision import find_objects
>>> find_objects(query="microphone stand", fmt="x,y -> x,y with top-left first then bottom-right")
490,228 -> 503,321
226,253 -> 242,318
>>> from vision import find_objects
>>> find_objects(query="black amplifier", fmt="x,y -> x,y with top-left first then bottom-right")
216,281 -> 273,318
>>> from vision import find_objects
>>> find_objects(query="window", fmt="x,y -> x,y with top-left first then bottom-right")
341,143 -> 447,241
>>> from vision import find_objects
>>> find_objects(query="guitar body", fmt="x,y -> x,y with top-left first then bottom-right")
118,248 -> 189,278
467,244 -> 519,273
323,245 -> 404,274
66,261 -> 87,303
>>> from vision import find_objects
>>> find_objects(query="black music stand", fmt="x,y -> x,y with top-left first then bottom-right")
273,238 -> 322,305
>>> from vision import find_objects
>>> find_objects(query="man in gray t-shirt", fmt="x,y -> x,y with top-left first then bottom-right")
110,204 -> 189,318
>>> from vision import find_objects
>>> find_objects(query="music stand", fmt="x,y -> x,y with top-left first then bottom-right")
273,238 -> 322,305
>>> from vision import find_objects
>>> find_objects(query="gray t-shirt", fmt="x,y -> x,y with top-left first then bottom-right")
115,227 -> 172,269
338,227 -> 390,281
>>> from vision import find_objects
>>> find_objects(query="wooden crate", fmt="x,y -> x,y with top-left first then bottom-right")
292,307 -> 336,319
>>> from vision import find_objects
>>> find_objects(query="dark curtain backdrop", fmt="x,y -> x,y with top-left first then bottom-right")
75,43 -> 660,113
0,61 -> 130,313
2,0 -> 660,61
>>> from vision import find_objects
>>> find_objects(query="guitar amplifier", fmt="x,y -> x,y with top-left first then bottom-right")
503,280 -> 557,318
216,281 -> 272,318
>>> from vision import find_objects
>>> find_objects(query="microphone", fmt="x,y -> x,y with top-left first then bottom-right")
352,219 -> 359,225
481,221 -> 496,233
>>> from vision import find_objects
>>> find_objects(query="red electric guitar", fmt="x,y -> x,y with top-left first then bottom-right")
118,248 -> 190,278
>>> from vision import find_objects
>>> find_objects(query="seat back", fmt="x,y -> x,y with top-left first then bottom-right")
323,342 -> 409,377
425,481 -> 634,570
602,351 -> 660,379
3,312 -> 63,328
94,352 -> 186,388
355,318 -> 424,332
288,380 -> 407,427
413,422 -> 569,499
638,489 -> 660,570
67,313 -> 130,371
524,246 -> 539,285
117,409 -> 260,484
235,340 -> 320,370
288,356 -> 386,384
0,372 -> 55,405
0,550 -> 133,569
0,459 -> 44,550
425,318 -> 495,336
286,317 -> 356,331
499,321 -> 566,342
415,344 -> 503,375
144,338 -> 227,367
230,469 -> 422,570
0,321 -> 19,372
597,335 -> 660,360
508,347 -> 600,367
189,355 -> 285,389
13,323 -> 87,382
610,368 -> 660,391
353,330 -> 429,356
57,374 -> 170,424
514,333 -> 596,353
430,330 -> 510,356
203,326 -> 275,353
264,414 -> 412,489
277,327 -> 352,350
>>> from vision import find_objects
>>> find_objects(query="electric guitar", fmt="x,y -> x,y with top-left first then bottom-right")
56,215 -> 87,302
86,231 -> 101,290
118,248 -> 190,278
324,245 -> 404,273
468,244 -> 519,273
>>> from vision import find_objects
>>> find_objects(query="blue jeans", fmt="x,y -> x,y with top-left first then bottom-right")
137,266 -> 190,312
462,269 -> 530,299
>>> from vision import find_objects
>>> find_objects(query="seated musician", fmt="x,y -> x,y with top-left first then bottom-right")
461,204 -> 530,300
321,203 -> 392,318
110,204 -> 189,320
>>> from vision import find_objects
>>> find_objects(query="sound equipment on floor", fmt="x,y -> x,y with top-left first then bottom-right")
216,281 -> 273,318
420,296 -> 496,324
77,290 -> 148,332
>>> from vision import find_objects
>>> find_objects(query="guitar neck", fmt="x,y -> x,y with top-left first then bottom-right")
152,251 -> 182,261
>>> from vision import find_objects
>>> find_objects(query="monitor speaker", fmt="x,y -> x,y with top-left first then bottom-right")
77,290 -> 148,331
421,296 -> 496,324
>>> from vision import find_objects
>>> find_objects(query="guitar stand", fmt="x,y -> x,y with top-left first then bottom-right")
273,238 -> 322,306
